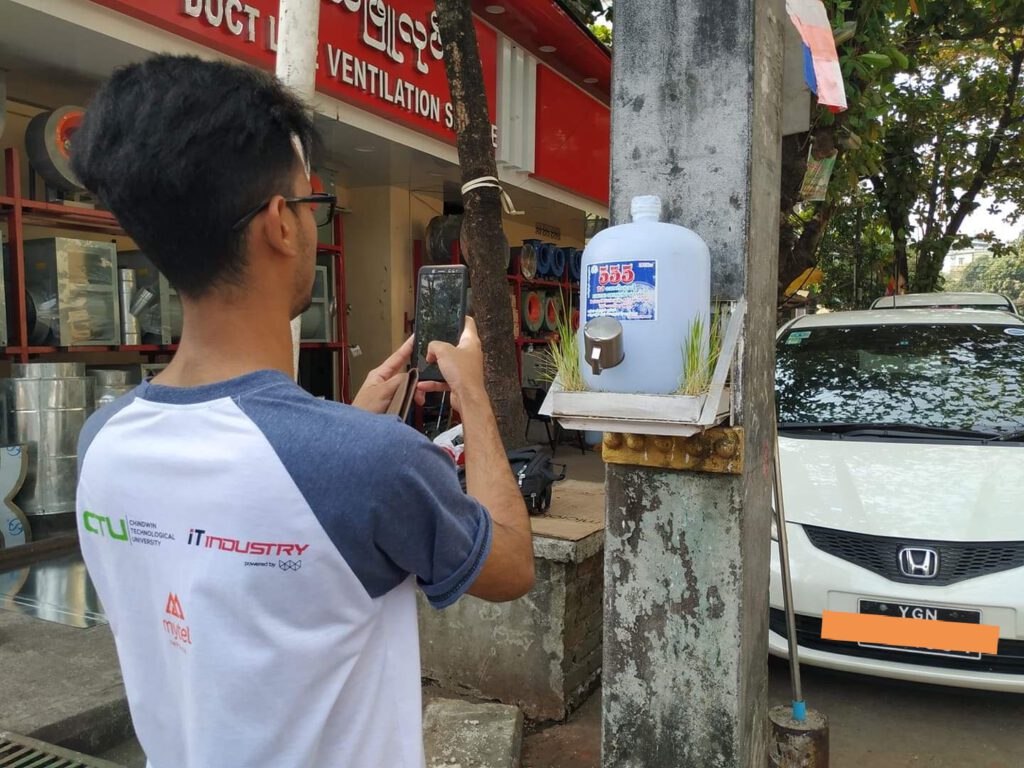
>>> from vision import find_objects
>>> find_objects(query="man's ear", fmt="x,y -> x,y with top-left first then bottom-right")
256,195 -> 296,257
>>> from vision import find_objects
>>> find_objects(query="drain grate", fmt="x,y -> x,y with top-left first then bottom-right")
0,732 -> 124,767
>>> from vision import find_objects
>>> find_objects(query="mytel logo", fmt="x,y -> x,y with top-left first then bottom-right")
162,592 -> 192,651
165,593 -> 185,621
82,511 -> 129,542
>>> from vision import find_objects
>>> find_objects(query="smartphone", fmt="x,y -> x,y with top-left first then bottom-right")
413,265 -> 468,382
385,368 -> 419,422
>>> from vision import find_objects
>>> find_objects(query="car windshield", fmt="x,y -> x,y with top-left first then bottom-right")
776,323 -> 1024,436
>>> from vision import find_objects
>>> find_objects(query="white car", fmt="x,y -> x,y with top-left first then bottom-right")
871,291 -> 1018,314
770,308 -> 1024,692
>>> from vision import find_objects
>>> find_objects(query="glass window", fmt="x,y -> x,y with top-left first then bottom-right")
776,323 -> 1024,436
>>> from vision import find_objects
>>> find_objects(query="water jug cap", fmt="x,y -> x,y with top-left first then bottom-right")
631,196 -> 662,222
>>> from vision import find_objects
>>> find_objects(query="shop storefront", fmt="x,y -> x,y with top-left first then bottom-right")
0,0 -> 610,403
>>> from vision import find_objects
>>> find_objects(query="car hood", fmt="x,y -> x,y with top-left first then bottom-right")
779,435 -> 1024,541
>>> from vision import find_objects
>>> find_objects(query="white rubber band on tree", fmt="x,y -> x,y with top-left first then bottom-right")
461,176 -> 525,216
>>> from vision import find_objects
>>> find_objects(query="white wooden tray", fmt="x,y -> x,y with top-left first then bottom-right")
540,299 -> 745,437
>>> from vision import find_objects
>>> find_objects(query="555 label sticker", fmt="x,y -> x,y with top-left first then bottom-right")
586,260 -> 657,322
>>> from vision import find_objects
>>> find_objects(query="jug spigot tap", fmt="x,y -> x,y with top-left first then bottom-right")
583,317 -> 625,375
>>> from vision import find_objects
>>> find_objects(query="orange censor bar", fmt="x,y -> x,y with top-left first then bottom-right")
821,610 -> 999,655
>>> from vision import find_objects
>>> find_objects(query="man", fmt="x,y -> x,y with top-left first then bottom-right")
73,55 -> 533,767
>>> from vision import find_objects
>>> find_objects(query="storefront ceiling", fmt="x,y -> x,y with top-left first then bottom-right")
0,1 -> 149,106
315,111 -> 590,235
0,0 -> 604,221
470,0 -> 611,105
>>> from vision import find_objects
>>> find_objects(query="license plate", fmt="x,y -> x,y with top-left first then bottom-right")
858,599 -> 983,659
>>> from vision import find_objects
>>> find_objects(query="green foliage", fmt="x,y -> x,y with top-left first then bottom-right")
816,186 -> 895,309
947,235 -> 1024,307
539,294 -> 587,392
873,5 -> 1024,291
676,307 -> 723,396
792,0 -> 1024,302
590,23 -> 612,46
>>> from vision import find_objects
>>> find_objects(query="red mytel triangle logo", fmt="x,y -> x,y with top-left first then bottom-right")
165,592 -> 185,621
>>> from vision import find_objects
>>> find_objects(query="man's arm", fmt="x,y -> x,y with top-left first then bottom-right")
427,319 -> 535,602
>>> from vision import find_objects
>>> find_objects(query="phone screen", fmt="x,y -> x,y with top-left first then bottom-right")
414,266 -> 466,381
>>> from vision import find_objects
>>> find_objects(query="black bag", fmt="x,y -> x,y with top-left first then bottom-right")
458,445 -> 566,515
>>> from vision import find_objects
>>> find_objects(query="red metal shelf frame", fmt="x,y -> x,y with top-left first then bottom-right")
1,148 -> 350,402
507,248 -> 580,380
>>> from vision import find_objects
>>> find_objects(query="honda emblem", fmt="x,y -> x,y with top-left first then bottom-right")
898,547 -> 939,579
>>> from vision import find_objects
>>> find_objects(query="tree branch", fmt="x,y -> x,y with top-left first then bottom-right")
942,48 -> 1024,242
923,134 -> 943,242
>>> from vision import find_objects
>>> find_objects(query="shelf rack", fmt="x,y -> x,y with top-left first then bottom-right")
0,147 -> 350,401
506,250 -> 580,381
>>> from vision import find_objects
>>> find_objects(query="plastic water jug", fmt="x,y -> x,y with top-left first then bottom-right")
578,196 -> 710,394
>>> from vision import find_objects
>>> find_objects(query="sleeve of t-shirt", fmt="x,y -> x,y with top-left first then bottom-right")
234,385 -> 492,610
370,433 -> 493,609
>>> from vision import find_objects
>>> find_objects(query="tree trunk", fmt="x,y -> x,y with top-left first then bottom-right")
894,238 -> 910,292
913,242 -> 946,292
435,0 -> 527,449
778,199 -> 836,299
871,171 -> 912,294
776,124 -> 839,298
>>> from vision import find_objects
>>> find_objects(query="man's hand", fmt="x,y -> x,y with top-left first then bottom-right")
352,336 -> 416,414
423,318 -> 487,413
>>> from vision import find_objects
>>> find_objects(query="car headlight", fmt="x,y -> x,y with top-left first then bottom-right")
770,515 -> 779,541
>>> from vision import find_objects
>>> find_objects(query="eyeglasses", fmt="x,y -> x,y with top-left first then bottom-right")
232,192 -> 338,232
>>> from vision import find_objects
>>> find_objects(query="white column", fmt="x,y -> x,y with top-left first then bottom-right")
275,0 -> 321,377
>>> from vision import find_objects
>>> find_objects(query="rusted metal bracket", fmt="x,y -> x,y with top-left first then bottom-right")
602,427 -> 744,474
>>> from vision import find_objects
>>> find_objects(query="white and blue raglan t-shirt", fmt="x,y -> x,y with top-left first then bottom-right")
76,370 -> 492,768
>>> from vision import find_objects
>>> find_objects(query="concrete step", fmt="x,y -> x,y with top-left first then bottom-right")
423,697 -> 524,768
0,609 -> 132,756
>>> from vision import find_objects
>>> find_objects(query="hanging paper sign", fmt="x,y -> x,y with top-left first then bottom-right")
785,0 -> 848,112
802,45 -> 818,95
799,148 -> 837,201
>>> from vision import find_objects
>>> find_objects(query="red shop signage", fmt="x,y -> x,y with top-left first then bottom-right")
88,0 -> 497,145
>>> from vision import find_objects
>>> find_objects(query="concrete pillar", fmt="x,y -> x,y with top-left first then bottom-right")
274,0 -> 322,378
602,1 -> 785,767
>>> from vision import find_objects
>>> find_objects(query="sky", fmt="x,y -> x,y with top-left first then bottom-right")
959,199 -> 1021,244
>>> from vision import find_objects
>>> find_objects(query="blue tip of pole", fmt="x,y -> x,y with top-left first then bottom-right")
792,700 -> 807,723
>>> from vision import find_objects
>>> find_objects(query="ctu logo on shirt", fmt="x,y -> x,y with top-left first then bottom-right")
82,511 -> 129,542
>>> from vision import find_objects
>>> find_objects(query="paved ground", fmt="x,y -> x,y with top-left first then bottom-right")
551,438 -> 604,483
766,657 -> 1024,767
521,662 -> 1024,768
521,686 -> 601,768
0,607 -> 133,756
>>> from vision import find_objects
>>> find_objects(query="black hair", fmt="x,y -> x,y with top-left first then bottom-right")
71,55 -> 319,297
